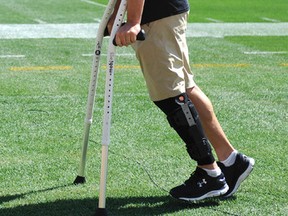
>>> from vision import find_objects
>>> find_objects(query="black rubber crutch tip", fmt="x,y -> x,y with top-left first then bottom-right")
73,175 -> 86,184
93,208 -> 108,216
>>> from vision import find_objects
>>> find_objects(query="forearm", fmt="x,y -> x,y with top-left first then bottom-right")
127,0 -> 145,25
109,0 -> 145,46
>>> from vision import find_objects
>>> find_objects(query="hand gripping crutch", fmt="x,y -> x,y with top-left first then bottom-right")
73,0 -> 117,185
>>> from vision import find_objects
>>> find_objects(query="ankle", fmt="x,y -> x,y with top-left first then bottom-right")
201,167 -> 222,177
221,150 -> 238,167
198,161 -> 218,170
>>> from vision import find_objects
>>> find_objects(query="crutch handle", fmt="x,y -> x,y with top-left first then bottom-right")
104,24 -> 145,46
103,26 -> 110,37
112,29 -> 145,46
135,29 -> 146,41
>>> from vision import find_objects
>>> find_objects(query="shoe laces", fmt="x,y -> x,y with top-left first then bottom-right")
184,168 -> 204,185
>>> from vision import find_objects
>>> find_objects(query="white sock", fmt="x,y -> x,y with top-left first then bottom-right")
221,150 -> 238,167
202,167 -> 222,177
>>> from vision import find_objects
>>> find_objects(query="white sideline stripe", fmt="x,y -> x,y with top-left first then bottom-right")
206,18 -> 223,23
34,19 -> 47,24
0,23 -> 287,39
185,23 -> 288,38
261,17 -> 280,23
244,51 -> 287,55
80,0 -> 106,7
94,18 -> 102,23
0,55 -> 25,58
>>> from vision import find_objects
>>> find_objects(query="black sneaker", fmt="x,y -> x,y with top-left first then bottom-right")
169,167 -> 229,201
217,153 -> 255,198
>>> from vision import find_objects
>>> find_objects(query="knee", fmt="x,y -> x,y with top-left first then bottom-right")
187,86 -> 215,123
153,93 -> 215,165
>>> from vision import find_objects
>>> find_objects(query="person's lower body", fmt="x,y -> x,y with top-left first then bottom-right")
186,85 -> 255,198
154,93 -> 254,200
132,12 -> 254,201
154,93 -> 229,201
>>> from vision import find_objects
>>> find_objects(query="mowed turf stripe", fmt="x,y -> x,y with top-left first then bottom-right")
0,23 -> 287,39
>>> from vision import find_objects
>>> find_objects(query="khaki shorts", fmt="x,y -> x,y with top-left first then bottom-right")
132,12 -> 195,101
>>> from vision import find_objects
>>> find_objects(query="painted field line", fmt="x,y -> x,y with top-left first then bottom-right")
10,66 -> 72,71
244,51 -> 288,55
261,17 -> 280,23
0,55 -> 25,58
101,65 -> 140,69
192,63 -> 250,68
206,18 -> 223,23
1,23 -> 288,39
280,63 -> 288,66
93,18 -> 102,23
186,23 -> 288,38
82,53 -> 134,57
80,0 -> 106,7
34,19 -> 47,24
100,63 -> 250,70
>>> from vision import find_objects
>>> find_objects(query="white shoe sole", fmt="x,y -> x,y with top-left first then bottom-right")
224,157 -> 255,198
178,184 -> 229,202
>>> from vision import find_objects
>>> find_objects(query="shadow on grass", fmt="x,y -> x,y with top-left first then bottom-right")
0,184 -> 71,204
0,185 -> 225,216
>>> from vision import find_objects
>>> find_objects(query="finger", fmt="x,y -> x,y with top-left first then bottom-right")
115,35 -> 123,47
130,34 -> 137,43
125,36 -> 132,45
125,34 -> 137,45
125,36 -> 131,43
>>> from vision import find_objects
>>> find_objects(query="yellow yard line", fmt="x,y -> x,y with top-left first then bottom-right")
10,66 -> 73,71
101,65 -> 141,69
280,63 -> 288,66
102,63 -> 250,70
9,63 -> 269,72
192,63 -> 250,68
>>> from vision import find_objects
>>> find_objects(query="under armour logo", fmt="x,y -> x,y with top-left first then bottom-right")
197,179 -> 207,187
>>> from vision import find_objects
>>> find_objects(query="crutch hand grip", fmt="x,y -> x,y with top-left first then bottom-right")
112,29 -> 145,46
104,24 -> 145,46
136,29 -> 146,41
113,29 -> 145,46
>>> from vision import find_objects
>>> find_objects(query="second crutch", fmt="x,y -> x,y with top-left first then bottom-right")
73,0 -> 145,215
94,0 -> 144,215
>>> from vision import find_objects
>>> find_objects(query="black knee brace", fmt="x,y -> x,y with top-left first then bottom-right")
154,93 -> 215,165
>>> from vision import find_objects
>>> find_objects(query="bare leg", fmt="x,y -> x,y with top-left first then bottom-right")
186,86 -> 235,161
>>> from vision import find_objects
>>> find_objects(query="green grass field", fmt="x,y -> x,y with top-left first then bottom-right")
0,0 -> 287,215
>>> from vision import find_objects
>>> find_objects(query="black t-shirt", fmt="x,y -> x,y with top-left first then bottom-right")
141,0 -> 190,24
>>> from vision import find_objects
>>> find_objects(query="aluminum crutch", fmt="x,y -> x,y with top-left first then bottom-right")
74,0 -> 117,184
